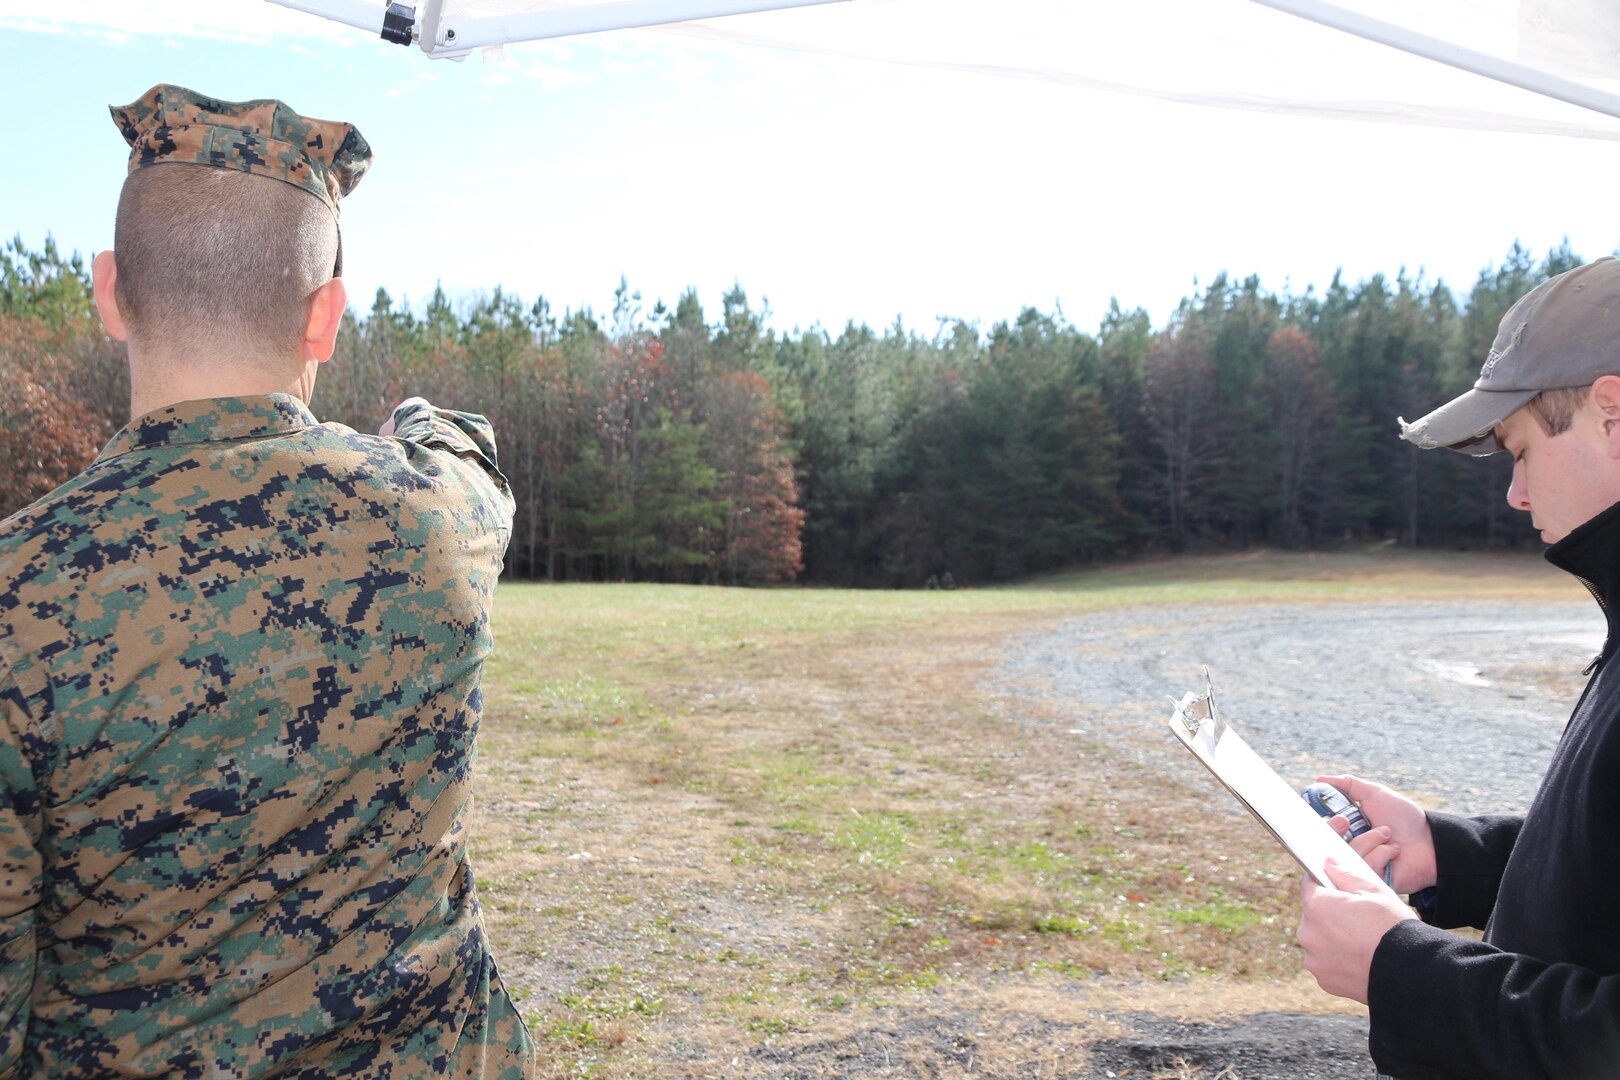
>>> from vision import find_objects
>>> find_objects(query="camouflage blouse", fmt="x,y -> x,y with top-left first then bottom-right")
0,395 -> 533,1078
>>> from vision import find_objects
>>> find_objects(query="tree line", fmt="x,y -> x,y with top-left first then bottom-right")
1,234 -> 1594,586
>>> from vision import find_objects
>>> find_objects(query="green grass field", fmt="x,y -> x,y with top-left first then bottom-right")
467,548 -> 1577,1079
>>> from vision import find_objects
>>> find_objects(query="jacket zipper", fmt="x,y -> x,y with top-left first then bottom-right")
1579,573 -> 1612,676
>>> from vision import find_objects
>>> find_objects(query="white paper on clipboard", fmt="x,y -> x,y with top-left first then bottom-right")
1167,689 -> 1350,887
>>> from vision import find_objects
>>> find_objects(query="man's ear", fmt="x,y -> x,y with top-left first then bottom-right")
303,276 -> 348,363
1590,375 -> 1620,456
91,250 -> 130,342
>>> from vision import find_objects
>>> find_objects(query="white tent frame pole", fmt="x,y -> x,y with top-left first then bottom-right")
432,0 -> 848,52
1248,0 -> 1620,122
417,0 -> 447,52
265,0 -> 386,36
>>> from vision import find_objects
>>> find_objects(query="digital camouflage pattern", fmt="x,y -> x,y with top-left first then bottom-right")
0,395 -> 534,1078
111,84 -> 372,216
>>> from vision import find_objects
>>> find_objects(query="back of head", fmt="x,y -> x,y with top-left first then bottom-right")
106,84 -> 372,371
113,163 -> 337,364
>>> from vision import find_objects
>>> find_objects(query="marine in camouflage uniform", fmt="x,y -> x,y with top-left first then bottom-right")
0,87 -> 535,1078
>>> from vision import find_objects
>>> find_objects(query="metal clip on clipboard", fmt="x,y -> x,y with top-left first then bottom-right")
1165,669 -> 1346,888
1169,666 -> 1227,744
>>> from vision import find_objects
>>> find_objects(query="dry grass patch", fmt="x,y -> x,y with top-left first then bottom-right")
466,549 -> 1574,1077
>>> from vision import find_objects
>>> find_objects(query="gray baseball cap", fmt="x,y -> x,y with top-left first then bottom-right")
1399,256 -> 1620,455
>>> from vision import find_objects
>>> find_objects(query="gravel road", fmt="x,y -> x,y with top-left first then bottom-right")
986,596 -> 1606,1078
997,598 -> 1605,815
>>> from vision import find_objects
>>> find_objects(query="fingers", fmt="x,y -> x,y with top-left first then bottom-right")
1348,825 -> 1393,858
1321,852 -> 1383,892
1317,774 -> 1373,801
1349,828 -> 1399,878
1325,814 -> 1397,862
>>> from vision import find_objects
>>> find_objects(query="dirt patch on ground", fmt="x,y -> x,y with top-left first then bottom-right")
1084,1012 -> 1374,1079
732,981 -> 1373,1079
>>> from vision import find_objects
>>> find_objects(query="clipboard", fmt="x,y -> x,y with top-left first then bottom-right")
1167,676 -> 1349,888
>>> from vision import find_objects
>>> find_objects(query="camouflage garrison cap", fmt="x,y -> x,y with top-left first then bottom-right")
110,84 -> 371,216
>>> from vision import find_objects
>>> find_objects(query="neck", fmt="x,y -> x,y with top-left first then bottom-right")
126,343 -> 318,419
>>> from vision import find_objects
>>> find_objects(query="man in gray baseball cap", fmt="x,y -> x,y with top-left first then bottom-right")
1294,255 -> 1620,1079
1399,254 -> 1620,456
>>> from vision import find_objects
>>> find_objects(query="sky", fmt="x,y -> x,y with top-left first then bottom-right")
3,0 -> 1620,338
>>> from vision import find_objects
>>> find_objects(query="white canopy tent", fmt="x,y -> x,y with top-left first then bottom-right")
266,0 -> 1620,139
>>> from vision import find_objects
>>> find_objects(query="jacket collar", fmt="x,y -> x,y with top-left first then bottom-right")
94,394 -> 316,465
1545,500 -> 1620,654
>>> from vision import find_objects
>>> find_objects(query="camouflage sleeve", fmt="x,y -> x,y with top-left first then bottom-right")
389,400 -> 516,521
0,664 -> 43,1079
391,401 -> 507,481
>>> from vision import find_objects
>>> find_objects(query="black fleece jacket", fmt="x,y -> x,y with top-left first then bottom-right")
1366,500 -> 1620,1079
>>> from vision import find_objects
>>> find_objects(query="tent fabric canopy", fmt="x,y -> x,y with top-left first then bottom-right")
407,0 -> 1620,139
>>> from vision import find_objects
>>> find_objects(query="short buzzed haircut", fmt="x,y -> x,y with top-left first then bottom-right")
113,163 -> 338,361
